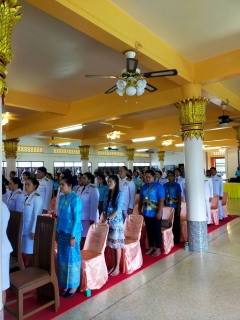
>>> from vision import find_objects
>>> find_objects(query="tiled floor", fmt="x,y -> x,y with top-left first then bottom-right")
57,199 -> 240,320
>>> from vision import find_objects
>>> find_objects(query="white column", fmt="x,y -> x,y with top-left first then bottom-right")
6,158 -> 16,177
82,160 -> 88,173
159,160 -> 164,171
127,160 -> 133,171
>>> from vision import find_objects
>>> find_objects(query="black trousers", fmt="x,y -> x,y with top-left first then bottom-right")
144,216 -> 162,248
173,210 -> 180,244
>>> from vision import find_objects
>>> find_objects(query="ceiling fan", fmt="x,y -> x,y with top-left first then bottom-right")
85,51 -> 178,96
49,137 -> 70,148
103,143 -> 119,151
218,101 -> 240,126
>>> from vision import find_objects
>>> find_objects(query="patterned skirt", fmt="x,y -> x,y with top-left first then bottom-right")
57,231 -> 81,289
107,221 -> 125,249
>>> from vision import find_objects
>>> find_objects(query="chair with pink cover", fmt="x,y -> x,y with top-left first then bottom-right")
132,204 -> 139,215
210,195 -> 219,225
135,193 -> 140,205
161,207 -> 175,254
222,192 -> 228,219
80,223 -> 109,292
122,214 -> 143,274
180,202 -> 187,242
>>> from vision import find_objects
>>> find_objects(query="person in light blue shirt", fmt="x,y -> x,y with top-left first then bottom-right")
56,175 -> 82,298
235,167 -> 240,178
133,170 -> 142,192
97,173 -> 109,213
138,170 -> 165,257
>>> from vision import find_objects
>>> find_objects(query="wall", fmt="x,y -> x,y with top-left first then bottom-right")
225,147 -> 238,178
151,151 -> 184,169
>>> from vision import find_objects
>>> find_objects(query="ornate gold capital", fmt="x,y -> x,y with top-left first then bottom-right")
0,0 -> 22,96
175,97 -> 209,141
126,148 -> 135,161
3,138 -> 19,159
157,151 -> 165,162
233,125 -> 240,150
79,145 -> 90,160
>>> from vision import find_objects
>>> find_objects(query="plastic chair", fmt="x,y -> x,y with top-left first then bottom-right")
80,223 -> 109,292
7,210 -> 25,270
161,207 -> 175,254
6,216 -> 59,319
210,195 -> 219,225
180,202 -> 188,242
122,214 -> 143,274
222,192 -> 228,219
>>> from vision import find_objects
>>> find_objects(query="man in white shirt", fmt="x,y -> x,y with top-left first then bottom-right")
36,166 -> 53,214
118,166 -> 136,220
210,167 -> 223,220
22,171 -> 30,195
204,174 -> 213,225
175,168 -> 186,201
161,168 -> 167,179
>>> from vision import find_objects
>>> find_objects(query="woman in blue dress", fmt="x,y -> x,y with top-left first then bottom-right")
56,175 -> 82,298
103,175 -> 124,276
97,173 -> 109,214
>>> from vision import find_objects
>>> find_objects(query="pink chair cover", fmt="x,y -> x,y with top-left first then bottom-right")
180,202 -> 188,242
132,204 -> 139,215
135,193 -> 140,205
222,192 -> 228,218
161,207 -> 175,254
80,223 -> 109,292
122,214 -> 143,274
210,195 -> 219,225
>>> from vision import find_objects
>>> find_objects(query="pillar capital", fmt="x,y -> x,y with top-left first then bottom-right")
0,0 -> 22,98
3,138 -> 19,159
126,148 -> 135,161
175,97 -> 209,141
157,151 -> 165,162
233,125 -> 240,150
79,145 -> 90,160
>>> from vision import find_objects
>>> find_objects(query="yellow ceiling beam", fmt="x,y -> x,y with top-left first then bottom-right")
26,0 -> 193,86
6,90 -> 68,115
101,118 -> 144,130
195,49 -> 240,85
46,137 -> 78,145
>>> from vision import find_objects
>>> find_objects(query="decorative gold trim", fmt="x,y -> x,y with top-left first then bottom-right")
175,97 -> 209,141
134,153 -> 149,158
2,138 -> 19,159
126,148 -> 135,161
79,145 -> 90,160
2,145 -> 43,153
157,151 -> 165,162
98,151 -> 124,157
233,125 -> 240,150
54,148 -> 80,155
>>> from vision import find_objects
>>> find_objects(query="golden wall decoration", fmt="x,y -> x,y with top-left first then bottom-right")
126,148 -> 135,161
2,145 -> 43,153
98,151 -> 124,157
157,151 -> 165,162
134,153 -> 149,158
79,145 -> 90,160
175,97 -> 209,141
3,138 -> 19,159
233,125 -> 240,150
0,0 -> 22,97
54,148 -> 80,155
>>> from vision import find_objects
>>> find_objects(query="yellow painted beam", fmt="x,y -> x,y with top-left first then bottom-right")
101,118 -> 144,130
26,0 -> 193,85
6,90 -> 68,115
195,49 -> 240,85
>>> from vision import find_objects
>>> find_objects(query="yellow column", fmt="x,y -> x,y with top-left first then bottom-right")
175,85 -> 209,252
3,138 -> 19,177
79,145 -> 90,173
233,125 -> 240,150
126,148 -> 135,171
157,151 -> 165,170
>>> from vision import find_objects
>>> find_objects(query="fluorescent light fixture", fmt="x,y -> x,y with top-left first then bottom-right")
104,146 -> 117,149
136,149 -> 148,152
132,136 -> 155,142
58,142 -> 71,146
175,143 -> 184,147
58,124 -> 83,133
203,147 -> 221,150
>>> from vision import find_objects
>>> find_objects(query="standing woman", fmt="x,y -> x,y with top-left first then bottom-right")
7,177 -> 24,212
77,172 -> 99,248
103,175 -> 125,276
104,170 -> 109,182
138,170 -> 165,257
56,175 -> 82,298
23,178 -> 44,266
53,174 -> 60,197
97,173 -> 108,214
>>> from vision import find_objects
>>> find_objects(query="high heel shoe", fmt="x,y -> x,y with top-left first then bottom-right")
64,286 -> 79,298
60,289 -> 69,296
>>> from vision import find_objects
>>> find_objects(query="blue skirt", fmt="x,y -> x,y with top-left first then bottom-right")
57,231 -> 81,289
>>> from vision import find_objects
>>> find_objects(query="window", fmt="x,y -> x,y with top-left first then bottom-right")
133,162 -> 150,167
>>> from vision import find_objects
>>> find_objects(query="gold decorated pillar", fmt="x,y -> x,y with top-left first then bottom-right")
233,125 -> 240,151
175,85 -> 210,253
126,148 -> 135,171
79,145 -> 90,173
3,138 -> 19,176
157,151 -> 165,171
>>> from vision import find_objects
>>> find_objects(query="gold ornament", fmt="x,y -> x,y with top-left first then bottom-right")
0,0 -> 22,96
3,138 -> 19,159
233,125 -> 240,150
79,145 -> 90,160
175,97 -> 209,141
157,151 -> 165,162
126,149 -> 135,161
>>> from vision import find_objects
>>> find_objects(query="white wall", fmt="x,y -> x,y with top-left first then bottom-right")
225,147 -> 238,178
151,151 -> 184,169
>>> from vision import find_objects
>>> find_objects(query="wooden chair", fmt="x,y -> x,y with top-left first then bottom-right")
5,216 -> 59,320
7,210 -> 25,270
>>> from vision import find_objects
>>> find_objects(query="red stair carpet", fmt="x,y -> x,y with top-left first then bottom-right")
5,216 -> 238,320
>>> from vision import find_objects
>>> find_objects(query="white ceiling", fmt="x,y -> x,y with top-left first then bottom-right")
111,0 -> 240,62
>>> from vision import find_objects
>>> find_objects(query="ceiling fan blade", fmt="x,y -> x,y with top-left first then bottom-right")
85,75 -> 119,79
143,69 -> 178,78
230,119 -> 240,123
145,83 -> 158,92
105,85 -> 117,94
126,58 -> 138,73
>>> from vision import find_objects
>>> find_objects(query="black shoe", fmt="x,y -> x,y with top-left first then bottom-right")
223,218 -> 227,221
207,224 -> 210,227
60,289 -> 69,296
64,286 -> 79,298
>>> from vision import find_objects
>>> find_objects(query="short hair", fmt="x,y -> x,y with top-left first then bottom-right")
83,172 -> 94,184
167,170 -> 175,177
120,166 -> 128,171
37,166 -> 47,174
11,177 -> 23,190
10,171 -> 16,176
175,168 -> 181,173
210,167 -> 216,171
23,171 -> 30,178
145,169 -> 155,177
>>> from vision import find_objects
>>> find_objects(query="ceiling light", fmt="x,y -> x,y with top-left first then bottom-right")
104,146 -> 117,149
107,131 -> 120,140
175,143 -> 184,147
58,124 -> 83,133
2,113 -> 9,126
203,147 -> 221,150
132,137 -> 155,142
162,139 -> 172,146
136,149 -> 148,152
58,142 -> 71,146
219,147 -> 227,152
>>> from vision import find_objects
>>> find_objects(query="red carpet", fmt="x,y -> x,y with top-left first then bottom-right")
5,216 -> 238,320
